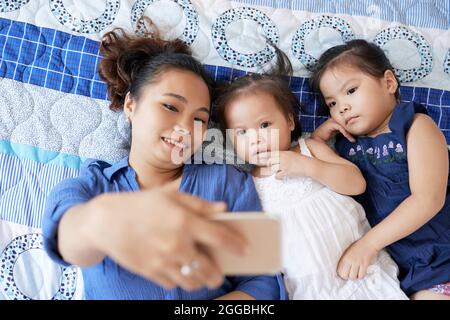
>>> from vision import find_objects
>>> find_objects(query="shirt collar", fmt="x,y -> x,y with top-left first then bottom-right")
104,156 -> 131,181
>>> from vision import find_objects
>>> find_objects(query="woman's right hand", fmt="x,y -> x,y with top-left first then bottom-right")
311,118 -> 355,143
72,190 -> 249,291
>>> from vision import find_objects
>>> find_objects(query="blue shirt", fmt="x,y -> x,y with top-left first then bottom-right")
335,102 -> 450,295
42,157 -> 287,300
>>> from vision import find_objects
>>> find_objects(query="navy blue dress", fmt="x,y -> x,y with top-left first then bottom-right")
335,101 -> 450,295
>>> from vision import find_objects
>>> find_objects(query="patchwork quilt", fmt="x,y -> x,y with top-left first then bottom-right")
0,0 -> 448,299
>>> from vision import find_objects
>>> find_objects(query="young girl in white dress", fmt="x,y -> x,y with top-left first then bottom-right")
215,49 -> 407,300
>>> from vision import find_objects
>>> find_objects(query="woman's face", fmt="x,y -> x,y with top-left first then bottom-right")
224,90 -> 294,166
125,68 -> 211,168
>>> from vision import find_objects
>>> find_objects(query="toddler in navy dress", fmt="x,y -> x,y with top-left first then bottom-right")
311,39 -> 450,299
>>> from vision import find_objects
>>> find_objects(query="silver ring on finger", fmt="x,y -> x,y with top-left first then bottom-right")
180,259 -> 200,276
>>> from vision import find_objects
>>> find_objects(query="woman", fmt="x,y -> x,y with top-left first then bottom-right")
42,26 -> 286,300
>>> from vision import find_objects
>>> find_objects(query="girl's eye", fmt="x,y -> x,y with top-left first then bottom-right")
347,87 -> 357,95
163,104 -> 178,112
236,129 -> 247,136
260,122 -> 270,129
328,101 -> 336,108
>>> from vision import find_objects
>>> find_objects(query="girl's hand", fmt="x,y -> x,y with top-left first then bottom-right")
337,237 -> 379,280
259,150 -> 310,178
312,118 -> 355,143
88,190 -> 248,291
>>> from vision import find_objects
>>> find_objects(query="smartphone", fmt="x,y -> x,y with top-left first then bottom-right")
208,212 -> 282,275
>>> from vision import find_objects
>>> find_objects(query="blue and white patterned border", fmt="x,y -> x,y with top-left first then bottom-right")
0,232 -> 78,299
233,0 -> 449,30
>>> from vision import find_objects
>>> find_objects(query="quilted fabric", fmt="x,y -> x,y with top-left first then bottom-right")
0,0 -> 449,300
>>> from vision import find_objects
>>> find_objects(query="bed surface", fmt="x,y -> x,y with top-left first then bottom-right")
0,0 -> 448,299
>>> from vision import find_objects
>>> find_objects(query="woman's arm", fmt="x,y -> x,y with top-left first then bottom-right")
362,114 -> 448,250
57,195 -> 107,267
46,186 -> 250,291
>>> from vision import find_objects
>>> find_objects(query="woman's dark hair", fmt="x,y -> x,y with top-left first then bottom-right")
98,21 -> 214,111
310,39 -> 400,110
215,46 -> 303,142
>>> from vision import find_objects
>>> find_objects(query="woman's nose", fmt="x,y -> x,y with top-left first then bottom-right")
174,124 -> 190,135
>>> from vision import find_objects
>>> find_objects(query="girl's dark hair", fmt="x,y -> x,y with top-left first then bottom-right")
98,22 -> 213,111
215,46 -> 303,142
310,39 -> 400,109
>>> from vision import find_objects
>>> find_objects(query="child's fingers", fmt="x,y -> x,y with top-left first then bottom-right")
270,163 -> 280,175
258,157 -> 269,166
257,151 -> 271,158
275,170 -> 286,179
325,123 -> 340,134
268,156 -> 280,166
337,261 -> 350,280
348,264 -> 360,280
337,126 -> 356,142
357,264 -> 367,279
256,152 -> 271,164
342,131 -> 356,143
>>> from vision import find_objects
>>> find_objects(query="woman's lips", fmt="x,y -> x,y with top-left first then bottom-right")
161,137 -> 188,150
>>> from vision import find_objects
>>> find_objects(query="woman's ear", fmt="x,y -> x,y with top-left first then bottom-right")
288,114 -> 295,131
384,70 -> 399,95
123,92 -> 135,122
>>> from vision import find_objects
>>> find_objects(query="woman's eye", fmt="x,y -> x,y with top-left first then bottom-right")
347,87 -> 357,95
328,101 -> 336,108
260,122 -> 270,129
163,104 -> 178,112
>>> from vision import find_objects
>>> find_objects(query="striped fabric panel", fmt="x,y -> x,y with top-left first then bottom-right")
233,0 -> 449,30
0,153 -> 79,228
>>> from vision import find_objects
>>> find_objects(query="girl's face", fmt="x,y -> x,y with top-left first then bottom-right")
319,65 -> 398,137
125,68 -> 210,168
224,90 -> 294,166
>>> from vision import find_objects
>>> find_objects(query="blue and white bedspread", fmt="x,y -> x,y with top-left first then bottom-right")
0,0 -> 448,300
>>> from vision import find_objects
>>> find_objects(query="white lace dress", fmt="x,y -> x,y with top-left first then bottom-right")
253,139 -> 408,300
